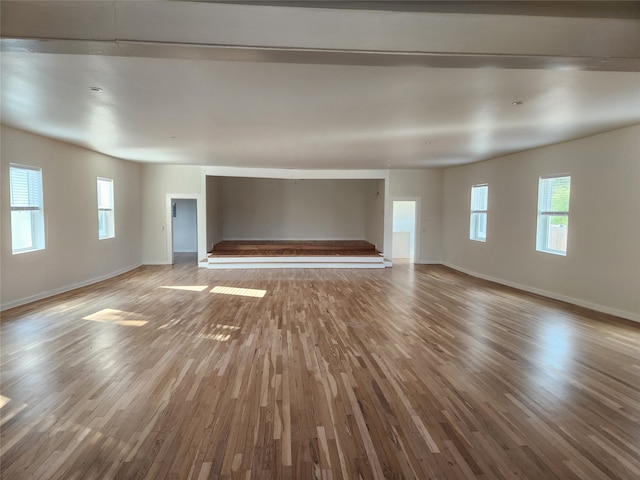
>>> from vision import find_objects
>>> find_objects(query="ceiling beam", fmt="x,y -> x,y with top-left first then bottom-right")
2,1 -> 639,72
3,38 -> 639,72
204,1 -> 640,19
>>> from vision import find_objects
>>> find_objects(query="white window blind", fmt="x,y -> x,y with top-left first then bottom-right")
9,164 -> 46,253
470,184 -> 488,242
537,175 -> 571,255
97,177 -> 115,239
10,165 -> 43,209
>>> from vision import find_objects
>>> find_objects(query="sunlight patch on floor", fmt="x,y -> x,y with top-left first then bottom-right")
0,401 -> 27,429
214,324 -> 241,330
159,285 -> 208,292
200,333 -> 231,342
83,309 -> 149,327
0,395 -> 10,409
157,317 -> 184,330
211,286 -> 267,298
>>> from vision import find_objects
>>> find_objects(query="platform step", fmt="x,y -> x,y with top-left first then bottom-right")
207,253 -> 385,269
208,255 -> 383,264
207,261 -> 385,270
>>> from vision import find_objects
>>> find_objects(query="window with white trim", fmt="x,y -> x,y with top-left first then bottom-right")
470,184 -> 488,242
97,177 -> 115,239
9,164 -> 46,254
537,175 -> 571,255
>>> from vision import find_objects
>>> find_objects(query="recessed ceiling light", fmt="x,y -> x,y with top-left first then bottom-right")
512,100 -> 523,106
89,86 -> 103,92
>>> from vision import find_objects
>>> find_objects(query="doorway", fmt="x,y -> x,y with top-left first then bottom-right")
171,198 -> 197,264
392,200 -> 417,263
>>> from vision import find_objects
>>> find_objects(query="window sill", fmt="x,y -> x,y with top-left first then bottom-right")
12,247 -> 45,255
536,248 -> 566,256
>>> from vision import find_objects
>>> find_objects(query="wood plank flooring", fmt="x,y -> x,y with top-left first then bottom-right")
1,254 -> 639,479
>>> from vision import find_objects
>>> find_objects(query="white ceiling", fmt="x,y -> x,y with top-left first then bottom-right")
1,1 -> 639,169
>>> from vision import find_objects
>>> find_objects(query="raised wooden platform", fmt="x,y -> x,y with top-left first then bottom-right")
208,240 -> 385,269
210,240 -> 381,256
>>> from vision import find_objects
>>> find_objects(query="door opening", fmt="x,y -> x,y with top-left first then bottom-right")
171,198 -> 198,264
392,200 -> 417,263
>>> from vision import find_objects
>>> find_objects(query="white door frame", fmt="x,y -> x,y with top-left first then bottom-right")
165,193 -> 206,264
390,197 -> 421,263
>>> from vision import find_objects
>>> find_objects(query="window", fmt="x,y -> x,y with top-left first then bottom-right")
9,164 -> 46,254
97,177 -> 115,239
537,175 -> 571,255
470,184 -> 488,242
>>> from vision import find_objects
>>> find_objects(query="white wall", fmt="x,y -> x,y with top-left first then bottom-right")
442,125 -> 640,322
141,164 -> 204,264
364,179 -> 385,251
206,175 -> 223,251
221,177 -> 373,240
1,126 -> 141,310
172,199 -> 197,252
387,169 -> 443,263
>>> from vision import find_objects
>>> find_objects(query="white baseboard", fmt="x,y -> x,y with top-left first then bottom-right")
1,263 -> 142,312
142,260 -> 170,265
442,262 -> 640,324
387,260 -> 441,265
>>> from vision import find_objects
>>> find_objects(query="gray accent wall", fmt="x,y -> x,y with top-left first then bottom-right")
221,177 -> 377,241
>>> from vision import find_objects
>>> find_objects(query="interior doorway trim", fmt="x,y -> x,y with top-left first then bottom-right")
165,193 -> 206,265
389,196 -> 421,264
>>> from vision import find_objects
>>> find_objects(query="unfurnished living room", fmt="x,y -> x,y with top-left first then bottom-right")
1,1 -> 639,479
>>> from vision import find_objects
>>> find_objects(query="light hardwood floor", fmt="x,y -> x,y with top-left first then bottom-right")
1,254 -> 639,479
